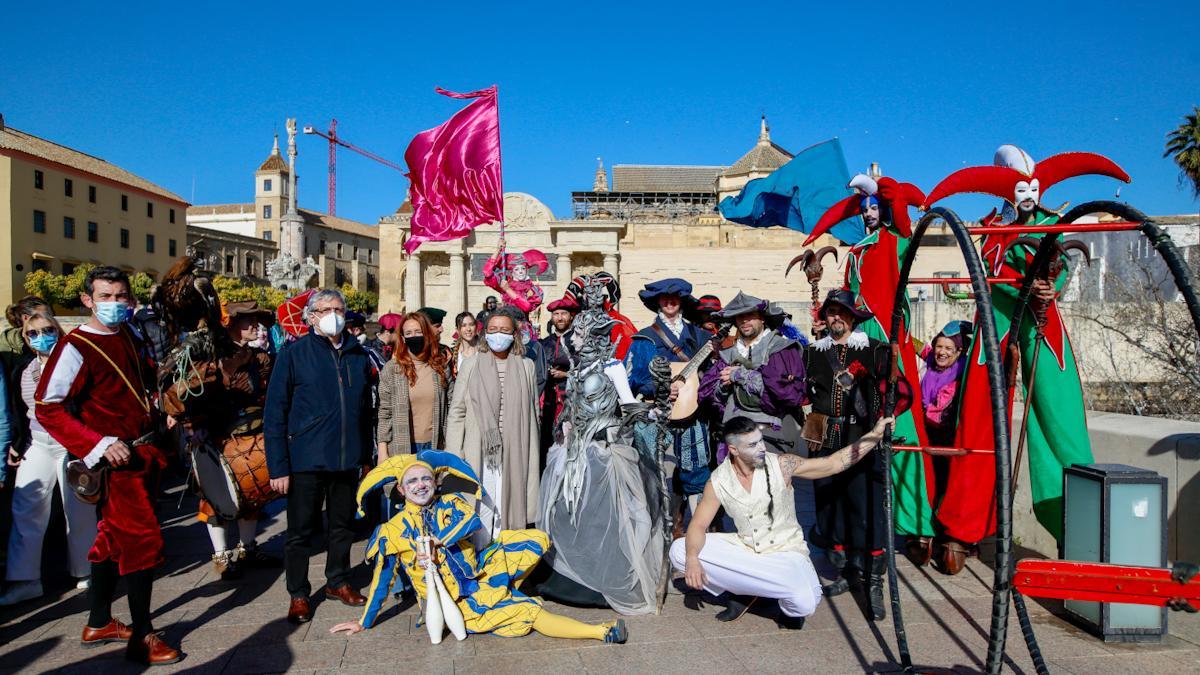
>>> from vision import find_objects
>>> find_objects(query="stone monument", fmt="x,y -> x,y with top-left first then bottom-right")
266,117 -> 320,291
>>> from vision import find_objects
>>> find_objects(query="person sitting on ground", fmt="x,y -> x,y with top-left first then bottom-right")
672,414 -> 892,629
329,451 -> 628,644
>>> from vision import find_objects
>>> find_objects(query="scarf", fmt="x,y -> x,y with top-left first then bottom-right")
921,350 -> 964,409
468,350 -> 533,472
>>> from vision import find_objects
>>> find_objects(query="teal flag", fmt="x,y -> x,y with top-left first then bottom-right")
718,137 -> 864,245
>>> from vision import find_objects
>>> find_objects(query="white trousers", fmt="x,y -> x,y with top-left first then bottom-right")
7,430 -> 98,580
670,535 -> 823,618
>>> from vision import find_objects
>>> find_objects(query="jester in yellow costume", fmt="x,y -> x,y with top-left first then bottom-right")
328,450 -> 628,643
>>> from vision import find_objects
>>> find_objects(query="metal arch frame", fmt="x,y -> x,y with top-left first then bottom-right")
879,200 -> 1200,674
882,206 -> 1018,674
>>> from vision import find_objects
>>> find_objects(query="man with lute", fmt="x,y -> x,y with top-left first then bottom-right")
625,278 -> 716,534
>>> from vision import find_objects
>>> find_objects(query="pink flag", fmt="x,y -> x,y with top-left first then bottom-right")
403,85 -> 503,254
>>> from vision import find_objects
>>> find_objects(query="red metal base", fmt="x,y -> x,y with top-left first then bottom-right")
1014,560 -> 1200,607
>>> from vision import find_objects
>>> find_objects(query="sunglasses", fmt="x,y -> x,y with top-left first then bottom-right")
25,327 -> 58,338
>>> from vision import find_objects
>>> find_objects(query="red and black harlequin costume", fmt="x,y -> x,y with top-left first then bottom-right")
922,146 -> 1129,571
35,322 -> 172,657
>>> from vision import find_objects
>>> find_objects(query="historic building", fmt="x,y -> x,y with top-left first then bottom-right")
380,118 -> 970,330
187,135 -> 380,291
0,115 -> 189,305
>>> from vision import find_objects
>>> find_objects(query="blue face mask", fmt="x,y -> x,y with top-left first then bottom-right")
95,301 -> 130,327
30,333 -> 58,354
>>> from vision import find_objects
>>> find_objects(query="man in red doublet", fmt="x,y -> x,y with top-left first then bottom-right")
35,266 -> 182,666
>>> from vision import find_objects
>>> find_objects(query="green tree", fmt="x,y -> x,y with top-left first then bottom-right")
23,269 -> 67,307
1164,105 -> 1200,203
130,272 -> 155,305
341,284 -> 378,315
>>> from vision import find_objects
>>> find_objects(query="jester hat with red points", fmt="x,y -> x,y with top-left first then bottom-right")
804,174 -> 926,246
922,144 -> 1130,210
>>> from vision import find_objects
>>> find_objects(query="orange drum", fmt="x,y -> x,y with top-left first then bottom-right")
192,434 -> 279,520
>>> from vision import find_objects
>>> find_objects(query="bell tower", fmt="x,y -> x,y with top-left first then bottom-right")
254,134 -> 290,242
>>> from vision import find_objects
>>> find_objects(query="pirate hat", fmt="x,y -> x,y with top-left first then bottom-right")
638,278 -> 698,314
818,289 -> 872,324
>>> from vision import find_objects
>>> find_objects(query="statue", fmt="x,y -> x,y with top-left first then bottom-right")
266,117 -> 319,291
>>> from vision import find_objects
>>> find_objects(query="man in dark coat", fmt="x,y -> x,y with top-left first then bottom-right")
804,289 -> 889,621
265,289 -> 375,625
538,297 -> 578,468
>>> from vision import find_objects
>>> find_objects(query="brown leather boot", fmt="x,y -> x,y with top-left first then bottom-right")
81,618 -> 133,646
125,633 -> 182,666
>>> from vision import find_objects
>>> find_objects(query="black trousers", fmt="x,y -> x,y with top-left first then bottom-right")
285,470 -> 358,598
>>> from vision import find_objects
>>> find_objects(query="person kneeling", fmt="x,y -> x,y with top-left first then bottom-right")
672,415 -> 892,629
330,451 -> 628,644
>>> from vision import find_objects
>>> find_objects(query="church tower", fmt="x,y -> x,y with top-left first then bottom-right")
254,135 -> 290,244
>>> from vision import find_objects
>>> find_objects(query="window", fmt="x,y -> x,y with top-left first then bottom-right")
121,195 -> 129,211
146,202 -> 153,218
246,256 -> 256,276
34,170 -> 44,189
169,208 -> 175,224
168,239 -> 176,257
263,230 -> 272,241
353,245 -> 359,261
225,254 -> 234,273
31,259 -> 49,272
336,243 -> 344,258
62,262 -> 76,276
33,210 -> 46,234
263,205 -> 272,219
88,185 -> 96,203
120,228 -> 130,248
88,221 -> 98,242
368,249 -> 373,263
319,239 -> 327,255
263,179 -> 272,191
146,233 -> 155,253
64,178 -> 73,197
63,216 -> 75,239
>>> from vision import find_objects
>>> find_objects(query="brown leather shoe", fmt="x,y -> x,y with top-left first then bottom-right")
125,633 -> 182,666
81,618 -> 133,646
325,585 -> 366,607
288,597 -> 312,624
904,536 -> 933,567
936,540 -> 969,576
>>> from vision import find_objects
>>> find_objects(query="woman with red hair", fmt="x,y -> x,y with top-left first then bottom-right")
377,312 -> 452,463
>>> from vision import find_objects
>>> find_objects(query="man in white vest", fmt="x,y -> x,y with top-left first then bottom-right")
671,414 -> 892,628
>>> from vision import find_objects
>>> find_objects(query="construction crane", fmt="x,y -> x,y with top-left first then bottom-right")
303,119 -> 405,216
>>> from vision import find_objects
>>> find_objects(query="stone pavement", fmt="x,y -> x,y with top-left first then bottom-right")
2,482 -> 1198,674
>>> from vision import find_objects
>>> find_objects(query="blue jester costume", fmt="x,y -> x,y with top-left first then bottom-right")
355,451 -> 548,634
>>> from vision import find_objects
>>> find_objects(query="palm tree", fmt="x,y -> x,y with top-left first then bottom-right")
1164,106 -> 1200,204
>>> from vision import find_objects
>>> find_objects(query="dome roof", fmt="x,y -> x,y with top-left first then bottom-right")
722,117 -> 792,177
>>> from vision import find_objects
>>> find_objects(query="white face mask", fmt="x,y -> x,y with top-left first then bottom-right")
1014,179 -> 1040,211
485,332 -> 515,352
318,312 -> 345,337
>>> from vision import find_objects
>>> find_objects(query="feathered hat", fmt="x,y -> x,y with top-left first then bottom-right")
501,249 -> 549,276
922,145 -> 1130,209
804,174 -> 926,246
355,450 -> 481,518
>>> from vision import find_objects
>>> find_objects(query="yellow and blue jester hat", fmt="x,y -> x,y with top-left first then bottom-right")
355,450 -> 482,518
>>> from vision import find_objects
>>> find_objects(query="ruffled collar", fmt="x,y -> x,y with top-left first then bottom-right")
811,329 -> 869,352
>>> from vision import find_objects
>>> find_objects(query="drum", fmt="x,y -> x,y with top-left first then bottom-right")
192,434 -> 279,520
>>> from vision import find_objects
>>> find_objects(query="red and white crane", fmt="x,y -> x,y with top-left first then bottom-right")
303,119 -> 405,216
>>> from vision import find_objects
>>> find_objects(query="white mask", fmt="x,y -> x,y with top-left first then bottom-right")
318,312 -> 345,337
1014,178 -> 1040,211
485,332 -> 515,352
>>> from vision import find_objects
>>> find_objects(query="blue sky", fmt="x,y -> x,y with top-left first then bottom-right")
3,1 -> 1198,225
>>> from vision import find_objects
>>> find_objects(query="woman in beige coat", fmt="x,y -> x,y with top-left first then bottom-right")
444,309 -> 540,536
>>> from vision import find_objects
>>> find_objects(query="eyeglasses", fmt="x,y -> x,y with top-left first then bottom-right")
311,307 -> 346,317
25,327 -> 58,338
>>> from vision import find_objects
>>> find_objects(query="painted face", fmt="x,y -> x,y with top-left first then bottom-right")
1014,178 -> 1040,213
861,197 -> 881,230
512,262 -> 530,282
400,465 -> 436,506
730,429 -> 767,468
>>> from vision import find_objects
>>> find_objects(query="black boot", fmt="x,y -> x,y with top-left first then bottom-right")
821,548 -> 851,597
868,554 -> 887,621
715,595 -> 756,622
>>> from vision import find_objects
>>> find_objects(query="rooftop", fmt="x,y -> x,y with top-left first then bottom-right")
612,165 -> 726,192
187,203 -> 378,239
257,136 -> 290,174
721,116 -> 793,177
0,122 -> 186,203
